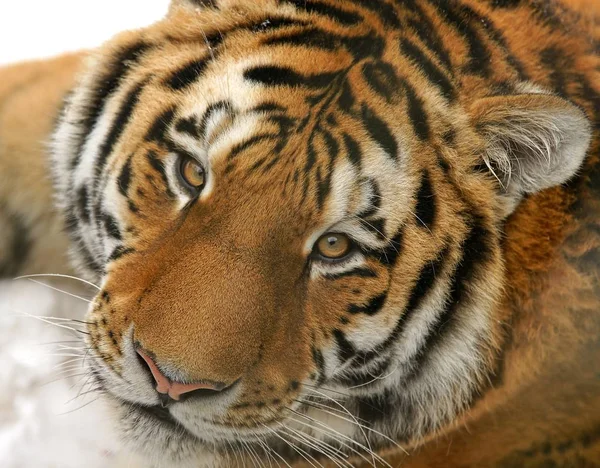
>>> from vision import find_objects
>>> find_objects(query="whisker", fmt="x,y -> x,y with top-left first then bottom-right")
285,413 -> 376,468
255,437 -> 292,468
58,396 -> 101,415
19,278 -> 93,303
279,424 -> 351,468
8,309 -> 90,335
286,409 -> 391,468
297,397 -> 406,454
262,425 -> 322,468
303,387 -> 376,466
14,273 -> 101,290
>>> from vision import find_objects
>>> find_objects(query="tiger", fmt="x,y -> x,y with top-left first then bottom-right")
0,0 -> 599,466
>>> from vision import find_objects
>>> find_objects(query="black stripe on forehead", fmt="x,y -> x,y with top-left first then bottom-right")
72,42 -> 151,170
280,0 -> 363,26
360,104 -> 399,161
244,65 -> 338,89
95,78 -> 150,179
146,108 -> 177,142
166,58 -> 210,90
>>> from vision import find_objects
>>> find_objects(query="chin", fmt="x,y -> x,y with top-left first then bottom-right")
105,394 -> 223,468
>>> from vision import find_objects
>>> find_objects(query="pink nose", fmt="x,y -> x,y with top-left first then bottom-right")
137,349 -> 226,402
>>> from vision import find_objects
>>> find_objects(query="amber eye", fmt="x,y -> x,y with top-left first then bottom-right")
179,157 -> 206,191
315,233 -> 353,260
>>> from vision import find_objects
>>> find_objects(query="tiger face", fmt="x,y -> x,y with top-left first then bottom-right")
51,0 -> 592,465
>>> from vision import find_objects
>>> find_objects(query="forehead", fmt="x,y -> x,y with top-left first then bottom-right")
89,7 -> 425,239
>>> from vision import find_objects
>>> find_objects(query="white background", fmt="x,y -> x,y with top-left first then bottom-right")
0,0 -> 170,66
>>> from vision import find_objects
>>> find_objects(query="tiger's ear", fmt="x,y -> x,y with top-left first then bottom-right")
470,93 -> 591,209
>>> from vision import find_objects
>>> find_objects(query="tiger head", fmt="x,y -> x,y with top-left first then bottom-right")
51,0 -> 591,466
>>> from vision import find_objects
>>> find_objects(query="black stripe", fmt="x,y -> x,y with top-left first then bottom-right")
95,79 -> 148,179
175,116 -> 201,139
338,80 -> 356,114
118,156 -> 133,197
400,38 -> 455,101
198,101 -> 231,141
102,213 -> 122,240
362,229 -> 404,266
348,292 -> 388,316
252,102 -> 287,113
361,104 -> 398,161
458,2 -> 527,80
244,65 -> 337,89
263,27 -> 339,51
147,150 -> 174,198
146,108 -> 176,142
333,329 -> 357,363
166,58 -> 209,90
314,129 -> 339,210
311,344 -> 326,384
73,42 -> 150,168
427,0 -> 492,77
401,0 -> 454,72
356,245 -> 449,365
539,46 -> 570,97
404,82 -> 430,141
488,0 -> 521,7
77,185 -> 91,223
228,134 -> 280,162
336,358 -> 390,387
356,390 -> 392,426
359,217 -> 387,241
108,246 -> 135,262
361,61 -> 402,102
342,133 -> 362,168
409,218 -> 492,376
281,0 -> 362,25
354,0 -> 401,29
323,267 -> 377,280
415,170 -> 436,229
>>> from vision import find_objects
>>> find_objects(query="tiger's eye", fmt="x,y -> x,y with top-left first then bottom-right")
180,158 -> 206,189
316,233 -> 352,260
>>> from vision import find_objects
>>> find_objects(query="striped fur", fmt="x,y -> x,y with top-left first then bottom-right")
1,0 -> 598,466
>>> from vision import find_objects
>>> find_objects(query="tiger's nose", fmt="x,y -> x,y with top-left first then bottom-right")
137,349 -> 230,405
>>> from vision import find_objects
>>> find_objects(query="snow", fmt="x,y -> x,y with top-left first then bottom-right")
0,281 -> 144,467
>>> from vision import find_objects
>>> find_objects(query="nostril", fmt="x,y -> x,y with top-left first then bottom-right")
136,348 -> 231,403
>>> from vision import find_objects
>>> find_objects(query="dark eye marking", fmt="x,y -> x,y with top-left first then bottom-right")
348,292 -> 388,316
323,267 -> 377,280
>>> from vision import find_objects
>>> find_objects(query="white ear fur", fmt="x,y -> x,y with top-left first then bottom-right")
472,93 -> 592,201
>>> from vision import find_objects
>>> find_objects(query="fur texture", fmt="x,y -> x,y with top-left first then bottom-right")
0,0 -> 599,466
